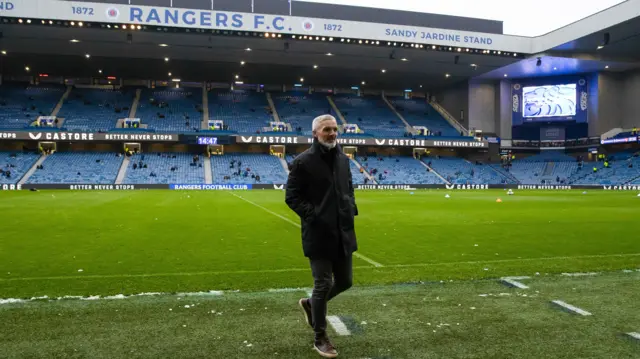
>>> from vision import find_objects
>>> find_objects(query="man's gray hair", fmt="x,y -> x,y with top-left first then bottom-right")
312,114 -> 337,132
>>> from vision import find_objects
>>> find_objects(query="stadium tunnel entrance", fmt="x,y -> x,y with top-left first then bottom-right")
124,143 -> 141,155
36,142 -> 56,155
343,146 -> 357,159
207,145 -> 224,156
269,145 -> 285,158
413,147 -> 430,160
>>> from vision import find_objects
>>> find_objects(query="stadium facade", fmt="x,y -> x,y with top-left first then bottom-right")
0,0 -> 639,190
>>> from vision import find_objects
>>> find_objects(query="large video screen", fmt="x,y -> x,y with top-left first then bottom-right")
522,84 -> 576,118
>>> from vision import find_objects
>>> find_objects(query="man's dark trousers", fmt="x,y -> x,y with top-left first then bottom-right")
309,255 -> 353,338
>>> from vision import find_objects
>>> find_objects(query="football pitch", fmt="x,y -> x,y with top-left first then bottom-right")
1,189 -> 639,358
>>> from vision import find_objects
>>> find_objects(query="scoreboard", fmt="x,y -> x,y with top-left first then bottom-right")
197,137 -> 218,145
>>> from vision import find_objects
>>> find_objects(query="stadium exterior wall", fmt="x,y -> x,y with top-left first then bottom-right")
622,70 -> 640,129
498,79 -> 512,139
434,82 -> 469,129
4,184 -> 638,191
596,72 -> 624,136
468,81 -> 497,134
590,69 -> 640,134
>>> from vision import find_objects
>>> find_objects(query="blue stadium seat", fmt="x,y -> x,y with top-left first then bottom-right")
349,160 -> 368,184
0,84 -> 65,129
57,88 -> 135,132
208,90 -> 273,133
358,156 -> 443,184
272,92 -> 332,135
136,87 -> 202,133
0,152 -> 40,184
427,157 -> 516,184
123,153 -> 205,184
27,152 -> 123,184
388,97 -> 460,137
504,152 -> 581,184
607,131 -> 638,140
212,153 -> 288,184
332,94 -> 405,137
571,156 -> 640,185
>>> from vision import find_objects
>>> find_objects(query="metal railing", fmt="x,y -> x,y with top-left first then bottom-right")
429,100 -> 468,134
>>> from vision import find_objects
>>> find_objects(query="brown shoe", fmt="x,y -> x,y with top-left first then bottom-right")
298,298 -> 313,328
314,335 -> 338,358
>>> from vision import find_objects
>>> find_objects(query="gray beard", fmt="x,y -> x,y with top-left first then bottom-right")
318,138 -> 337,149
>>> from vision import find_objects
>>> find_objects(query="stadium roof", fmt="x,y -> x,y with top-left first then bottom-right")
0,25 -> 518,90
0,0 -> 638,88
477,14 -> 640,80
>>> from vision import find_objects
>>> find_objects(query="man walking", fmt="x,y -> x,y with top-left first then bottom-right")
285,114 -> 358,358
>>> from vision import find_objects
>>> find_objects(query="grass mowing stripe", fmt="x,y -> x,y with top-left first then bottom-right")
228,192 -> 384,268
327,315 -> 351,336
2,253 -> 639,283
551,300 -> 593,316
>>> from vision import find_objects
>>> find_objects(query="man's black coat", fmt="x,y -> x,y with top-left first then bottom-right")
285,142 -> 358,259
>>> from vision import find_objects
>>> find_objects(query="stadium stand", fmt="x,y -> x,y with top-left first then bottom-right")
0,152 -> 40,184
358,156 -> 443,184
516,152 -> 577,162
288,152 -> 373,184
0,84 -> 65,129
388,97 -> 459,137
349,160 -> 369,184
136,87 -> 202,133
426,157 -> 516,184
27,152 -> 123,184
604,129 -> 639,140
272,92 -> 332,135
123,153 -> 205,184
502,151 -> 583,185
212,154 -> 288,184
208,90 -> 272,133
332,94 -> 405,137
57,88 -> 134,132
571,153 -> 640,185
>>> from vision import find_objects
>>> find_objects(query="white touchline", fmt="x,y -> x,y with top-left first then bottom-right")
229,192 -> 300,227
500,276 -> 530,289
327,315 -> 351,336
560,272 -> 599,277
551,300 -> 592,316
352,253 -> 383,268
229,192 -> 384,267
627,332 -> 640,340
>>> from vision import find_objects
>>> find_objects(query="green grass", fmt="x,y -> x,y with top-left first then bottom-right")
0,190 -> 639,298
0,272 -> 639,359
1,189 -> 640,358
